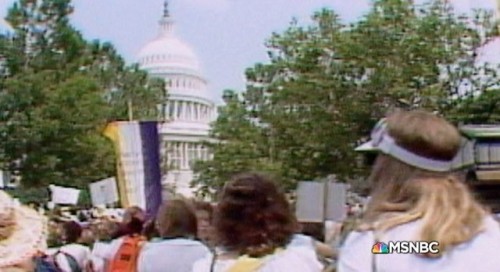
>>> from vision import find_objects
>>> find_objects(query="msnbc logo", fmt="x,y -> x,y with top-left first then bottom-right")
372,242 -> 389,254
372,241 -> 439,254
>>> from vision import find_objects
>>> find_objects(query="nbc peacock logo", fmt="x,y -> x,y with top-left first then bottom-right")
372,242 -> 390,254
371,241 -> 439,254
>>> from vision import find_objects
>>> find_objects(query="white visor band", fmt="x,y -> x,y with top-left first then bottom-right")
370,119 -> 453,172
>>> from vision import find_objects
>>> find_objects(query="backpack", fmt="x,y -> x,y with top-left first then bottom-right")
34,255 -> 60,272
107,235 -> 146,272
55,251 -> 82,272
34,250 -> 82,272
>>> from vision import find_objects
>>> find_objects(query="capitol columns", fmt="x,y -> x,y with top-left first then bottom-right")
174,101 -> 178,119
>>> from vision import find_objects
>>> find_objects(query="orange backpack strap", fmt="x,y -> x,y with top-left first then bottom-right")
108,235 -> 146,272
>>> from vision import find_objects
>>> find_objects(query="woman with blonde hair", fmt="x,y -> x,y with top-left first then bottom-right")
338,110 -> 500,271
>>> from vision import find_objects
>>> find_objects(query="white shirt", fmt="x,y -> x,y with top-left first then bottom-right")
90,238 -> 125,272
338,216 -> 500,272
98,237 -> 125,261
192,246 -> 323,272
55,244 -> 91,272
289,234 -> 315,249
90,242 -> 111,272
137,238 -> 209,272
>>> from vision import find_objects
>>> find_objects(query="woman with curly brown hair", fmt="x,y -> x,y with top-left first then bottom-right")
192,172 -> 323,272
338,110 -> 500,271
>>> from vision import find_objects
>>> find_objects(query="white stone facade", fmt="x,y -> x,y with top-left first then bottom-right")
137,2 -> 215,198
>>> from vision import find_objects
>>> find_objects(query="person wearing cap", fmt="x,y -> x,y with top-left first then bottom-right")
0,191 -> 47,272
338,110 -> 500,271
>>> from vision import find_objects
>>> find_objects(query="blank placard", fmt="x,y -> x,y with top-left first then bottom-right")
295,181 -> 324,223
89,177 -> 119,206
325,182 -> 347,222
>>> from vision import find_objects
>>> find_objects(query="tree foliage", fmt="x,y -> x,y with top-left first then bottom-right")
194,0 -> 500,196
192,90 -> 284,197
448,89 -> 500,124
0,0 -> 164,197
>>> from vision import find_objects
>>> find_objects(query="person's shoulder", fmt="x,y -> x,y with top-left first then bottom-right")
476,216 -> 500,244
81,244 -> 92,256
192,252 -> 229,272
105,237 -> 123,251
143,238 -> 209,251
45,248 -> 59,255
61,243 -> 91,254
138,241 -> 159,257
337,229 -> 374,271
174,238 -> 210,249
110,237 -> 125,245
262,247 -> 323,271
292,233 -> 313,241
182,239 -> 211,255
484,215 -> 500,231
192,254 -> 236,272
280,245 -> 317,257
340,227 -> 382,260
191,253 -> 215,272
288,234 -> 315,249
64,243 -> 89,249
342,228 -> 373,245
101,237 -> 125,259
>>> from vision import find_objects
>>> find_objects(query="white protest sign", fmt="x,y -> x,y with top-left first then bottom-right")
295,181 -> 325,223
89,177 -> 119,207
325,182 -> 347,222
295,181 -> 348,223
49,185 -> 80,205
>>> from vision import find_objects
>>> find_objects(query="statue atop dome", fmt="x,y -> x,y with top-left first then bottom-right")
163,0 -> 170,18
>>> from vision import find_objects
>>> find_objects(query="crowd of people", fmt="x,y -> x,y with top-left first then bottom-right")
2,110 -> 500,272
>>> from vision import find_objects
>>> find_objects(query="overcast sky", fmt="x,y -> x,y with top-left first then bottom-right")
0,0 -> 498,101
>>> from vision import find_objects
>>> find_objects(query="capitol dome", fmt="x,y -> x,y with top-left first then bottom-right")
137,2 -> 212,102
137,9 -> 202,75
138,38 -> 200,73
137,1 -> 216,198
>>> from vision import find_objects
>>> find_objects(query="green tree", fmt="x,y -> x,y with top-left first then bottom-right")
346,0 -> 499,113
0,0 -> 164,200
448,89 -> 500,124
0,73 -> 116,187
107,64 -> 166,121
194,0 -> 500,194
192,90 -> 283,198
